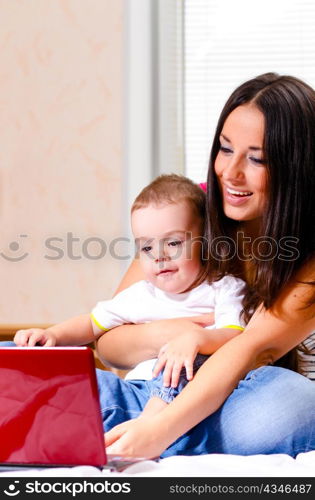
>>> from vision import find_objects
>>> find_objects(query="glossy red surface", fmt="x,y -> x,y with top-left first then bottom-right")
0,347 -> 106,466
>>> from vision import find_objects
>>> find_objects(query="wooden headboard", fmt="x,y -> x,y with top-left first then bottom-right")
0,324 -> 52,341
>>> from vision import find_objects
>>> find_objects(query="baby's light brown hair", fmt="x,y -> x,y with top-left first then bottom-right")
131,174 -> 206,225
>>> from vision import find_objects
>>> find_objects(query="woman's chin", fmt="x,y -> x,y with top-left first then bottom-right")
224,205 -> 262,223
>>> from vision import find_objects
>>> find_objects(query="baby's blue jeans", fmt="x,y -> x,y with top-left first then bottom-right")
150,353 -> 209,403
2,342 -> 315,458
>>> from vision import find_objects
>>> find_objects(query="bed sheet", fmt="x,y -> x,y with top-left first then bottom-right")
1,451 -> 315,477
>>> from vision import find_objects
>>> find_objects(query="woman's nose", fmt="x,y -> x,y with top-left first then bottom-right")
222,155 -> 245,181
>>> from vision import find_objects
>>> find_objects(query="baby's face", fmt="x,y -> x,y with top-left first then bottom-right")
131,201 -> 203,294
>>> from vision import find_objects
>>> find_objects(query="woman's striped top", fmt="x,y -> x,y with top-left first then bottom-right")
298,332 -> 315,382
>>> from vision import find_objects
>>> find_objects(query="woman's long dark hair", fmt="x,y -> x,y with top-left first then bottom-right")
204,73 -> 315,371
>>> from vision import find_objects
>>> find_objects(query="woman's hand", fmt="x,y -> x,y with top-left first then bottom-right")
105,416 -> 168,459
152,330 -> 204,388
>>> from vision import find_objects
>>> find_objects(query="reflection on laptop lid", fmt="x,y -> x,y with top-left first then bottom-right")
0,347 -> 108,468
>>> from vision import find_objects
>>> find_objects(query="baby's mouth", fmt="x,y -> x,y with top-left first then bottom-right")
157,269 -> 177,276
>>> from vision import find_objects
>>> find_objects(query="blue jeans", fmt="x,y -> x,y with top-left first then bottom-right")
97,365 -> 315,458
150,354 -> 209,403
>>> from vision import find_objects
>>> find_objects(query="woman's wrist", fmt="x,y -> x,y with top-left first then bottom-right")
148,412 -> 177,454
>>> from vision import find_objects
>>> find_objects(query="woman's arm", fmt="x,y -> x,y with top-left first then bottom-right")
157,274 -> 315,445
105,263 -> 315,457
96,315 -> 214,369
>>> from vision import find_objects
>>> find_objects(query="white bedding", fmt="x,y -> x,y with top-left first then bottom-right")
1,451 -> 315,477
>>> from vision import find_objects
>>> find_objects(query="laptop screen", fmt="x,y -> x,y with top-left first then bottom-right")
0,347 -> 107,467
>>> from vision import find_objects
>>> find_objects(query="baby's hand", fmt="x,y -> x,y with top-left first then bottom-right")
152,331 -> 202,388
14,328 -> 57,347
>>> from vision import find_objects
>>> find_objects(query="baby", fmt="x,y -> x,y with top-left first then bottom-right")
14,174 -> 246,416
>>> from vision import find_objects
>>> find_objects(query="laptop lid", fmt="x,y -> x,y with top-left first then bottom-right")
0,347 -> 107,468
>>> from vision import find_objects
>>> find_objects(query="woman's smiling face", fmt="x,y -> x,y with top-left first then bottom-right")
214,103 -> 268,225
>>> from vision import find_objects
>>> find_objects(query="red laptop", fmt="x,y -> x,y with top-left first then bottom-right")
0,347 -> 108,468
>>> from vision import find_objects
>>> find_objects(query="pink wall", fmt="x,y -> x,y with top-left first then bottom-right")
0,0 -> 124,323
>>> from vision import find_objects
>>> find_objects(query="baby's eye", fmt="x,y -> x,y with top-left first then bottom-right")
141,246 -> 152,253
167,240 -> 182,247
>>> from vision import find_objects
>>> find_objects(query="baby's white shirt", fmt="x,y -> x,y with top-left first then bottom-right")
91,275 -> 246,380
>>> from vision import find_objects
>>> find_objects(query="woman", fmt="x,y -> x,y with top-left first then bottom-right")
96,72 -> 315,459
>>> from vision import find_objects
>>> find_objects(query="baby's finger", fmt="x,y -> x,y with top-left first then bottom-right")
44,337 -> 56,347
14,329 -> 31,346
13,330 -> 23,345
28,332 -> 44,347
185,360 -> 194,381
170,364 -> 182,388
162,361 -> 174,387
152,356 -> 166,378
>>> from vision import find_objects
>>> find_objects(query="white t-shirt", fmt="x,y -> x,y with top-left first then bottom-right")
91,275 -> 246,380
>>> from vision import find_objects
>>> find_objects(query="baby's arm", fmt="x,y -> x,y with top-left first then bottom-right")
14,313 -> 101,347
14,283 -> 139,347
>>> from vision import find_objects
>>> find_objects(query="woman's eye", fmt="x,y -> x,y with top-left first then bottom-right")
219,145 -> 233,154
249,156 -> 265,165
168,240 -> 182,247
141,246 -> 152,253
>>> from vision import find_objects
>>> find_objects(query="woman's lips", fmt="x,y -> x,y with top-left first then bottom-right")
223,186 -> 253,206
